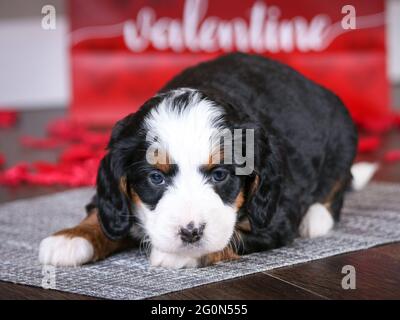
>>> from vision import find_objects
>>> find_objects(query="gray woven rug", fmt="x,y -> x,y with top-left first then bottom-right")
1,182 -> 400,300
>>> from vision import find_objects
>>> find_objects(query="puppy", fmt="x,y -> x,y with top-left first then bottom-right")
39,53 -> 360,268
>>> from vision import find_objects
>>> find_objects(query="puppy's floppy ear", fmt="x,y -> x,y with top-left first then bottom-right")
95,96 -> 165,240
96,153 -> 134,240
244,127 -> 286,231
96,115 -> 137,240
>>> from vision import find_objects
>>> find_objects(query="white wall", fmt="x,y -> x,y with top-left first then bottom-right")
0,0 -> 69,109
387,0 -> 400,83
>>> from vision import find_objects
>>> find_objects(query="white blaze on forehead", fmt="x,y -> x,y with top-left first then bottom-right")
144,90 -> 225,167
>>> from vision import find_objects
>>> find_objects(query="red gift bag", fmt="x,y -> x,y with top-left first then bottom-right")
69,0 -> 389,127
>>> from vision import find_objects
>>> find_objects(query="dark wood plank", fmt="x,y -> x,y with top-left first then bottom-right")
266,243 -> 400,300
0,281 -> 98,300
152,272 -> 325,300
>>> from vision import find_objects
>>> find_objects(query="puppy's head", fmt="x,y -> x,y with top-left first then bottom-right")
96,89 -> 281,257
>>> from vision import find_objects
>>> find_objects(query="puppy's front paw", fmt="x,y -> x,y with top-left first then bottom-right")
200,248 -> 240,266
299,203 -> 334,238
150,248 -> 199,269
39,235 -> 94,267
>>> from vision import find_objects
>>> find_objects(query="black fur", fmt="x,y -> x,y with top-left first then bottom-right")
94,98 -> 160,240
93,52 -> 358,254
200,165 -> 244,205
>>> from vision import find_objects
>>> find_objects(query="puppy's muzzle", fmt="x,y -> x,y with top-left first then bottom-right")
179,222 -> 206,244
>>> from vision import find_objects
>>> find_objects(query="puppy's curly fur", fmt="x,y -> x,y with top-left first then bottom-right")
39,53 -> 358,268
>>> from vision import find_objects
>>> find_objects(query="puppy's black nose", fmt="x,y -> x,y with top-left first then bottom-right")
179,222 -> 205,244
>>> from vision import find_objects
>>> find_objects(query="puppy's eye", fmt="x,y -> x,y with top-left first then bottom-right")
149,171 -> 165,185
211,168 -> 229,183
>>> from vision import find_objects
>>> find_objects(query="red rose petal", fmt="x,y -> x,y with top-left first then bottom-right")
361,115 -> 394,134
81,131 -> 111,147
0,115 -> 109,187
384,150 -> 400,163
60,144 -> 96,163
20,136 -> 63,149
47,118 -> 88,142
358,136 -> 381,153
0,163 -> 30,186
393,113 -> 400,127
0,153 -> 5,167
0,110 -> 18,128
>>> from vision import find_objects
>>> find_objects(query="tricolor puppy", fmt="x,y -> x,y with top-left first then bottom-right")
39,53 -> 368,269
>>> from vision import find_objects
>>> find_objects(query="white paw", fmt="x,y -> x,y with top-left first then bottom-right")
150,248 -> 199,269
38,235 -> 94,267
351,162 -> 378,191
299,203 -> 334,238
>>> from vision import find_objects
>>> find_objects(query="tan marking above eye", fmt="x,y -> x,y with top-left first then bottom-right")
147,148 -> 171,173
234,190 -> 245,209
208,148 -> 225,169
154,162 -> 171,174
151,150 -> 171,173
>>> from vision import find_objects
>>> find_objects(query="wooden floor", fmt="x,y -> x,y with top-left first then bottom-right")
1,109 -> 400,300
